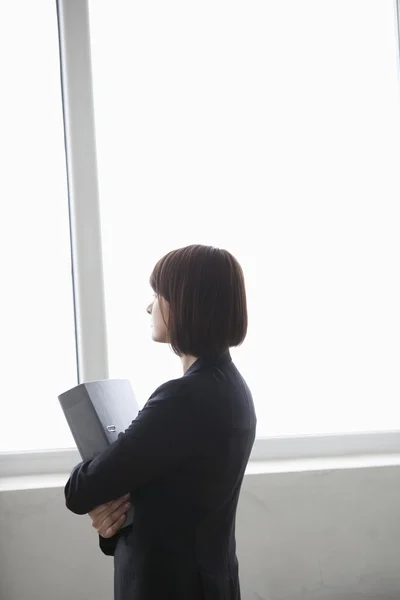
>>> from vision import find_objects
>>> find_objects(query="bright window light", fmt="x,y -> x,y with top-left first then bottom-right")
89,0 -> 400,436
0,1 -> 77,451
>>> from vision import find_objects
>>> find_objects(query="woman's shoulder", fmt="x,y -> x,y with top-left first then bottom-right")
145,372 -> 218,415
145,367 -> 255,428
141,376 -> 206,421
148,373 -> 204,402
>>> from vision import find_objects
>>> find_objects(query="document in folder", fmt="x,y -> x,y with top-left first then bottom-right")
58,378 -> 139,528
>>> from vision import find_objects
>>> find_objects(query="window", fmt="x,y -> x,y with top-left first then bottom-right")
0,1 -> 77,451
88,0 -> 400,437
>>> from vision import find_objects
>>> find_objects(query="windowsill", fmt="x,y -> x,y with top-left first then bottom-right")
2,433 -> 400,492
245,453 -> 400,475
0,474 -> 68,492
1,453 -> 400,492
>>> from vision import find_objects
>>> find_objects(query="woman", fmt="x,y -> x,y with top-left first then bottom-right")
65,244 -> 257,600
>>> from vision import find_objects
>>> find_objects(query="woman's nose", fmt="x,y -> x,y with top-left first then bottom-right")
146,303 -> 152,315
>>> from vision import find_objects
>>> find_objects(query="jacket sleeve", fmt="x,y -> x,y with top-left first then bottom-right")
64,380 -> 197,515
99,532 -> 123,556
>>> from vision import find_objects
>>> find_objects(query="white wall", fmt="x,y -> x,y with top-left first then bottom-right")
1,465 -> 400,600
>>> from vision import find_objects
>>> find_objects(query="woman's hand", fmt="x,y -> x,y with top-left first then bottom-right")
89,494 -> 131,538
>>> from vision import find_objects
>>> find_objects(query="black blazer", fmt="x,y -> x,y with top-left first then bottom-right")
65,349 -> 256,600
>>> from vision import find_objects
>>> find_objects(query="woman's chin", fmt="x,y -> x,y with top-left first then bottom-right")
151,330 -> 161,343
151,331 -> 168,344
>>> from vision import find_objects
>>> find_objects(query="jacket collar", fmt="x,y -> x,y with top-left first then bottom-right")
183,348 -> 232,377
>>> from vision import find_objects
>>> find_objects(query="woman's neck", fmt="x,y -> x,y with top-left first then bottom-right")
181,354 -> 198,374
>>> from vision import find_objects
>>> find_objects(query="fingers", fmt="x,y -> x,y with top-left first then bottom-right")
92,499 -> 132,535
89,494 -> 130,519
102,513 -> 127,539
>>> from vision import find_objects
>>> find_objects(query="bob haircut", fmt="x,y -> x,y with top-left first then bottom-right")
149,244 -> 247,357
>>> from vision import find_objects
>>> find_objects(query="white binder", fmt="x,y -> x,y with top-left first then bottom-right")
58,378 -> 139,528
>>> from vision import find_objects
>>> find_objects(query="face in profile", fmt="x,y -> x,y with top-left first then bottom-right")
147,293 -> 169,343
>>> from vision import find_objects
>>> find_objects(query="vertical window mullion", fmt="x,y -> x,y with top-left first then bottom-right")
56,0 -> 108,383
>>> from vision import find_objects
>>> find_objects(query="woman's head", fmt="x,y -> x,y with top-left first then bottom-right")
147,245 -> 247,357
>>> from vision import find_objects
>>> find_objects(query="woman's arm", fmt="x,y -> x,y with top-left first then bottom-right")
64,380 -> 198,515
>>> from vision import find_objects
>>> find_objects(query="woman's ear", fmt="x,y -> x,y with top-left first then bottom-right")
158,296 -> 169,328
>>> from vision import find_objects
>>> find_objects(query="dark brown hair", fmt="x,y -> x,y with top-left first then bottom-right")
149,245 -> 248,357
